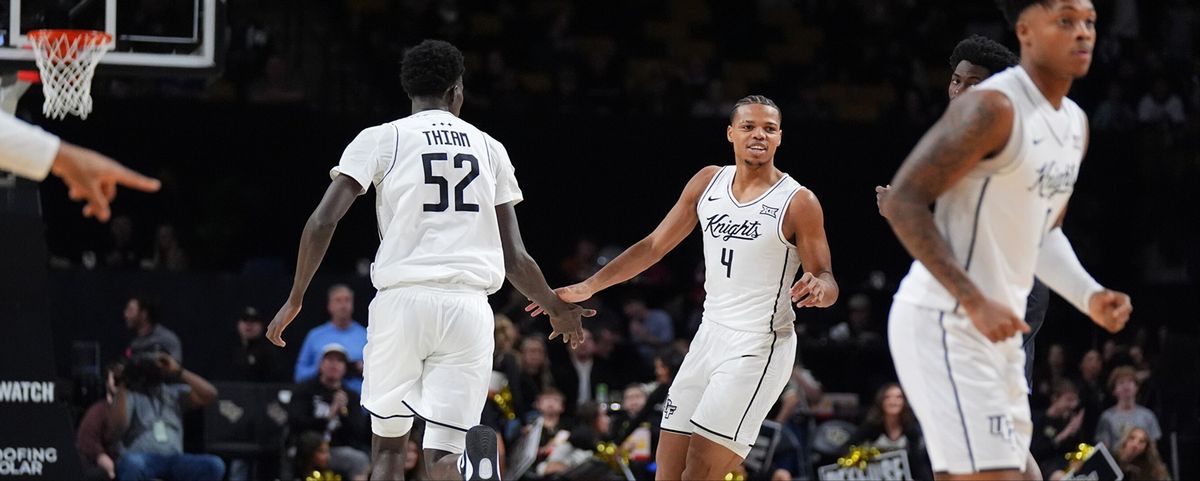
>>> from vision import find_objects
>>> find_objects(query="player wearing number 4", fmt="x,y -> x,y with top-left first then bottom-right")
265,39 -> 592,481
530,95 -> 838,480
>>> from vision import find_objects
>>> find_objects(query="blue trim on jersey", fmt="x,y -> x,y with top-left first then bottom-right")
952,177 -> 992,312
690,420 -> 735,441
939,312 -> 977,471
402,400 -> 469,433
735,331 -> 778,442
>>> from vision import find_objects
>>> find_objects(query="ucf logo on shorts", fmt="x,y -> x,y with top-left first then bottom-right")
988,414 -> 1014,442
663,398 -> 678,419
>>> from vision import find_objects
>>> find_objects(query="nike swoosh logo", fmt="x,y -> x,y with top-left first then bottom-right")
1033,138 -> 1045,145
708,196 -> 722,202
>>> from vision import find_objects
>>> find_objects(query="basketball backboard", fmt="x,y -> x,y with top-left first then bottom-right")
0,0 -> 223,74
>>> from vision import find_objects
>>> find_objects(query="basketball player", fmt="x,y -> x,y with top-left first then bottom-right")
877,35 -> 1054,388
878,34 -> 1060,480
0,111 -> 161,221
530,95 -> 838,480
264,40 -> 591,481
879,1 -> 1132,480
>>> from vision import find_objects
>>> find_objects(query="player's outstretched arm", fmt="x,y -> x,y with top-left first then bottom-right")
880,89 -> 1028,342
496,202 -> 595,347
266,175 -> 361,347
558,166 -> 719,303
785,189 -> 839,308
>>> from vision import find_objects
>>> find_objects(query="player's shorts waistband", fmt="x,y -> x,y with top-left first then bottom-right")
377,281 -> 488,296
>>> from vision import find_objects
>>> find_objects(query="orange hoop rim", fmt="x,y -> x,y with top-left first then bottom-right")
25,29 -> 114,45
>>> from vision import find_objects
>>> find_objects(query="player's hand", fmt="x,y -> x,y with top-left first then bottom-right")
52,143 -> 161,222
525,283 -> 594,317
875,185 -> 891,217
1087,289 -> 1132,334
547,303 -> 596,349
963,296 -> 1030,342
266,301 -> 302,347
791,272 -> 834,308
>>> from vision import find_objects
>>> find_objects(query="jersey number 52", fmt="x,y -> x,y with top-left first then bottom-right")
422,152 -> 480,212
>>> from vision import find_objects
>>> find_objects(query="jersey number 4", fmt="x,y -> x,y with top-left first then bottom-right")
422,152 -> 480,212
721,248 -> 734,278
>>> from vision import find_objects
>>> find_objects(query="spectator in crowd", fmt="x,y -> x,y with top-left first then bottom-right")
103,215 -> 140,270
141,224 -> 189,272
110,353 -> 224,481
123,296 -> 182,363
1137,78 -> 1187,126
610,383 -> 651,444
288,343 -> 370,481
402,424 -> 426,481
493,314 -> 524,416
224,306 -> 285,382
517,336 -> 555,417
552,328 -> 609,409
1032,343 -> 1070,409
294,284 -> 366,393
1128,344 -> 1153,383
1096,366 -> 1162,449
622,296 -> 674,363
1075,348 -> 1106,441
1031,379 -> 1086,473
77,361 -> 123,480
1092,84 -> 1137,132
1115,427 -> 1171,481
828,293 -> 882,347
538,400 -> 613,477
843,383 -> 931,481
292,431 -> 332,481
529,388 -> 568,449
647,348 -> 685,411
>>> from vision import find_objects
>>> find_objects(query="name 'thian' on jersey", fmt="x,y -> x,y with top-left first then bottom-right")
330,109 -> 523,294
698,166 -> 803,333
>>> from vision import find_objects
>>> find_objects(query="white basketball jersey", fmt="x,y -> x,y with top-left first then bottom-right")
330,109 -> 523,294
697,166 -> 804,333
894,66 -> 1087,318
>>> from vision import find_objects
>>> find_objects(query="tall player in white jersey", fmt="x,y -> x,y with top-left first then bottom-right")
879,1 -> 1132,480
264,40 -> 591,481
530,96 -> 838,480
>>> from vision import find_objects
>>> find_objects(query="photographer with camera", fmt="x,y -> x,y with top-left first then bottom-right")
107,352 -> 224,480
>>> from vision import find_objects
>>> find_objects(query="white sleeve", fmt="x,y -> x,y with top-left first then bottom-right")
487,135 -> 523,206
1035,227 -> 1104,315
0,111 -> 61,181
330,125 -> 391,195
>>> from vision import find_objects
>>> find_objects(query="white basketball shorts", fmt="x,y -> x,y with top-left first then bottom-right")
360,284 -> 494,453
888,300 -> 1032,474
660,321 -> 796,458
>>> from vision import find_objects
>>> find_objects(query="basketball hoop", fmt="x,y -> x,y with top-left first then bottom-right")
25,29 -> 113,120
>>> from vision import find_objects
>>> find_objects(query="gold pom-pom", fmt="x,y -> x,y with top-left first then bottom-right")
837,445 -> 882,470
1064,443 -> 1095,463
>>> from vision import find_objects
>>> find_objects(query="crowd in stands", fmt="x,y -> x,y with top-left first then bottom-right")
65,242 -> 1192,480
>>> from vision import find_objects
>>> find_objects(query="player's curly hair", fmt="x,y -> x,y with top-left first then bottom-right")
948,35 -> 1020,74
400,39 -> 465,99
730,95 -> 781,122
995,0 -> 1053,28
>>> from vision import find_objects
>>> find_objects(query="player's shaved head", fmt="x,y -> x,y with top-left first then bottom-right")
401,39 -> 465,99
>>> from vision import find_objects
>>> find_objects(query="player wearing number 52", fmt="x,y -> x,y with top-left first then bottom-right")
265,39 -> 591,481
527,95 -> 837,480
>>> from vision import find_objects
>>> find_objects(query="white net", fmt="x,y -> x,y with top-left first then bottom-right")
26,30 -> 113,120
